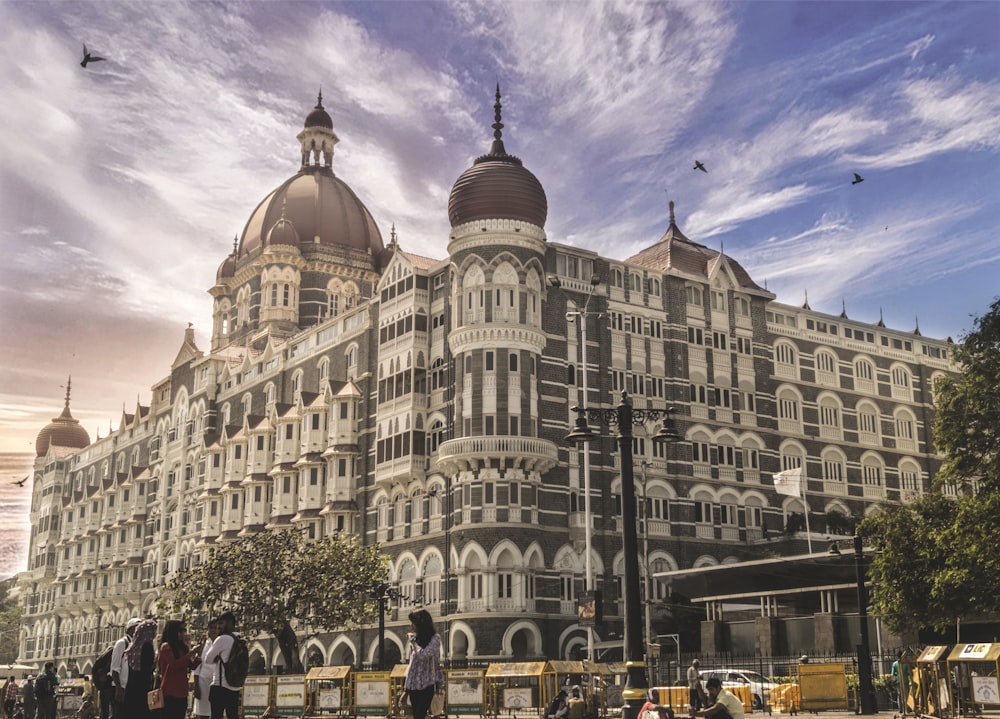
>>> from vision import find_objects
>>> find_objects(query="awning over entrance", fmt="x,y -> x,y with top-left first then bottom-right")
655,549 -> 874,615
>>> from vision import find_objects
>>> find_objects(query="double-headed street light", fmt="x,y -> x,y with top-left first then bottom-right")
566,392 -> 681,719
548,273 -> 602,661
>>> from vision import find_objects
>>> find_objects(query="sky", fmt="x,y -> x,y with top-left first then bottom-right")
1,0 -> 998,464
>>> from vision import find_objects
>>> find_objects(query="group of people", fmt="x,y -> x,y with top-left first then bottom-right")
100,611 -> 241,719
2,662 -> 60,719
546,686 -> 590,719
0,610 -> 242,719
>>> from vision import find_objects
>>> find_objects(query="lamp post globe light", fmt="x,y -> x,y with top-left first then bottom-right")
566,392 -> 682,719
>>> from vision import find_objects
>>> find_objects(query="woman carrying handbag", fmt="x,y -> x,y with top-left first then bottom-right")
124,619 -> 158,718
397,610 -> 444,719
156,620 -> 201,719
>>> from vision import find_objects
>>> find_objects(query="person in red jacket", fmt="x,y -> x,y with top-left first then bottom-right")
157,620 -> 201,719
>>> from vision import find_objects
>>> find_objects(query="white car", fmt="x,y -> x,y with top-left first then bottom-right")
698,669 -> 778,709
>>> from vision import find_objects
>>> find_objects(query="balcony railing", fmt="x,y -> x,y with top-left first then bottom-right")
437,436 -> 558,475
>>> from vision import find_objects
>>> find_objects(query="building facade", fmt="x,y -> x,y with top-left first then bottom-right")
18,91 -> 956,675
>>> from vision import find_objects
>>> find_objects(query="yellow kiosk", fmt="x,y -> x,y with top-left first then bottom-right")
948,643 -> 1000,716
913,646 -> 952,718
304,666 -> 353,718
485,662 -> 553,719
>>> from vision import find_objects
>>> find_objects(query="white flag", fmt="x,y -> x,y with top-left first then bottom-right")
773,467 -> 803,497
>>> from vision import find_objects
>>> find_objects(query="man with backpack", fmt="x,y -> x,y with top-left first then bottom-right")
34,662 -> 59,719
203,611 -> 248,719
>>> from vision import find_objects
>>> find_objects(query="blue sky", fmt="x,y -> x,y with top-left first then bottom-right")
0,0 -> 998,456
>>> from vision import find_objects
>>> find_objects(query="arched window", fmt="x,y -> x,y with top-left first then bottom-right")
894,408 -> 916,451
815,349 -> 838,386
821,447 -> 847,486
857,401 -> 880,445
775,342 -> 798,379
776,387 -> 802,434
861,454 -> 885,496
854,357 -> 876,393
818,394 -> 842,440
686,285 -> 704,307
890,365 -> 912,401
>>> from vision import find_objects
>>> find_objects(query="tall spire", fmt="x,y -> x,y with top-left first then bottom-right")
59,376 -> 74,419
489,83 -> 507,157
802,289 -> 811,310
876,307 -> 886,328
840,299 -> 848,319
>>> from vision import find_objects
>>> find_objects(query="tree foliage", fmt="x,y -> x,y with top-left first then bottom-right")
860,493 -> 1000,633
0,578 -> 21,664
861,297 -> 1000,634
933,296 -> 1000,493
160,528 -> 388,672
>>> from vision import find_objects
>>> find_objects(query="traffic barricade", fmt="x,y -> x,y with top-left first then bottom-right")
354,670 -> 393,718
948,643 -> 1000,717
445,668 -> 486,718
485,661 -> 553,719
913,645 -> 952,718
242,675 -> 274,718
389,664 -> 412,719
651,686 -> 693,713
304,666 -> 353,718
274,674 -> 307,716
798,662 -> 850,712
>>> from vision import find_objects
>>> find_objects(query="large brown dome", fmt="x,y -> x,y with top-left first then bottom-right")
35,383 -> 90,456
239,168 -> 383,258
448,87 -> 547,230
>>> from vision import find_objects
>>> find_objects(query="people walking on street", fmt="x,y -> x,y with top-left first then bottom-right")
688,659 -> 705,710
158,619 -> 201,719
192,619 -> 219,719
204,611 -> 241,719
110,617 -> 141,719
397,609 -> 443,719
34,663 -> 59,719
21,676 -> 36,719
3,675 -> 18,719
123,618 -> 157,719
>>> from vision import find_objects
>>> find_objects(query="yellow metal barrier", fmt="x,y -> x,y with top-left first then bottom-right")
241,675 -> 273,718
797,663 -> 850,712
304,666 -> 353,718
274,674 -> 307,716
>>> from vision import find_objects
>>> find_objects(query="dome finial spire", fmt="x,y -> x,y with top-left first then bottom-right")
490,83 -> 507,156
669,200 -> 676,226
316,88 -> 324,108
64,376 -> 72,410
232,235 -> 239,256
802,289 -> 811,310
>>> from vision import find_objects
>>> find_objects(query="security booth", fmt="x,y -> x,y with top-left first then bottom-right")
485,661 -> 553,719
304,665 -> 353,718
600,662 -> 628,710
948,643 -> 1000,716
354,669 -> 394,718
389,664 -> 412,719
55,678 -> 86,719
241,675 -> 274,718
797,662 -> 851,712
274,674 -> 308,716
913,646 -> 952,718
445,668 -> 487,717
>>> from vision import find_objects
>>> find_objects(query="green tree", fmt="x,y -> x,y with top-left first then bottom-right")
860,493 -> 1000,633
160,528 -> 388,673
932,296 -> 1000,493
0,578 -> 21,664
861,297 -> 1000,633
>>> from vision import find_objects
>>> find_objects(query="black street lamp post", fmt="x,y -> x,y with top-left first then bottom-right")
854,534 -> 877,715
566,391 -> 681,719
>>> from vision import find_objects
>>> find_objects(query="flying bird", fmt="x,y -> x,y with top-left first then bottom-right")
80,44 -> 106,68
13,476 -> 28,487
851,173 -> 864,185
693,161 -> 707,173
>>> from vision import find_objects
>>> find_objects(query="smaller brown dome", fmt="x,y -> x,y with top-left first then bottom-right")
304,91 -> 333,129
35,380 -> 90,456
265,203 -> 301,249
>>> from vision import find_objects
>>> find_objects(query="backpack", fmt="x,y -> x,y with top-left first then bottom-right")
222,634 -> 249,687
93,643 -> 115,690
34,673 -> 54,698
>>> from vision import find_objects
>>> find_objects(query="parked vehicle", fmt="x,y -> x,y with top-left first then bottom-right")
698,669 -> 778,709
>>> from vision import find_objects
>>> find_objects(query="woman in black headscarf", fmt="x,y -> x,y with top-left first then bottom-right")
123,618 -> 158,718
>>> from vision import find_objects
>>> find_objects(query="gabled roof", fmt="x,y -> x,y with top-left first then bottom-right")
626,202 -> 768,294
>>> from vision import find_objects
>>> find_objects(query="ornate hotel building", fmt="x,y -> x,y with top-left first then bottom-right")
18,91 -> 956,674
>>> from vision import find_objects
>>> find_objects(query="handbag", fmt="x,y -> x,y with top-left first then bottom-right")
430,690 -> 445,716
147,686 -> 165,711
148,659 -> 168,710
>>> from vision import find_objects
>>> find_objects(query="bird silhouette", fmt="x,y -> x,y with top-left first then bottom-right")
80,44 -> 106,68
852,173 -> 864,185
13,475 -> 28,487
694,161 -> 707,173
